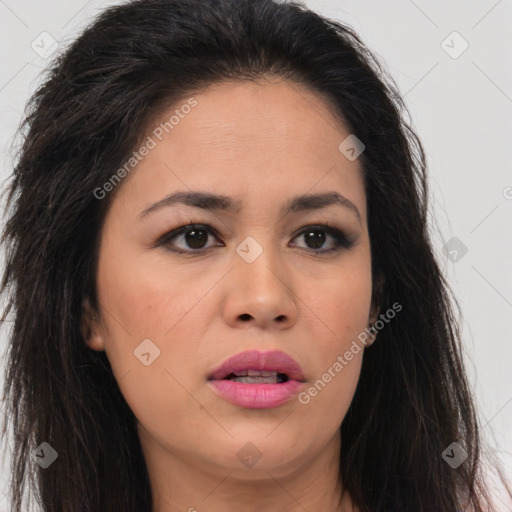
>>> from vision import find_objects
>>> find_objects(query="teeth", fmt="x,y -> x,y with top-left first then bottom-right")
225,370 -> 287,383
247,370 -> 277,377
230,370 -> 279,377
232,376 -> 279,384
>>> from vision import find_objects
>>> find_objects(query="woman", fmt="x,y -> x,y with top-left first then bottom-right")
1,0 -> 509,510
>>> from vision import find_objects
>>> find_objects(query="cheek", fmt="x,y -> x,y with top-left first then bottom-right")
94,244 -> 214,424
96,238 -> 208,342
301,353 -> 362,418
291,260 -> 371,432
95,262 -> 200,435
305,260 -> 373,350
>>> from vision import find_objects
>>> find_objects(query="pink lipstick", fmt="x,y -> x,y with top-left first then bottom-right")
207,349 -> 306,409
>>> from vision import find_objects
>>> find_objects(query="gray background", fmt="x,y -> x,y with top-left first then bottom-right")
0,0 -> 511,510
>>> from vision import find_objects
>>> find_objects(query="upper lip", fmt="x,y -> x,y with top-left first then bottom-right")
208,349 -> 306,382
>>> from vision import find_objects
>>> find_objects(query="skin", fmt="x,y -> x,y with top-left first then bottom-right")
82,78 -> 380,512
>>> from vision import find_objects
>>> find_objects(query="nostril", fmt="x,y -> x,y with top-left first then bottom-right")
239,313 -> 252,321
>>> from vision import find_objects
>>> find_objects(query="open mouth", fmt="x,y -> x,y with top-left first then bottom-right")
208,349 -> 306,383
207,349 -> 306,408
222,370 -> 289,384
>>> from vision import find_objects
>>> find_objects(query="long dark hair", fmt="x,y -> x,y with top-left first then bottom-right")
1,0 -> 509,510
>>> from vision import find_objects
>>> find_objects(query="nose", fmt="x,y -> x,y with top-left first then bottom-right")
221,238 -> 298,330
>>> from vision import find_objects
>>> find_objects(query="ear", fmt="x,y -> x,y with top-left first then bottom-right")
80,296 -> 106,351
369,271 -> 385,325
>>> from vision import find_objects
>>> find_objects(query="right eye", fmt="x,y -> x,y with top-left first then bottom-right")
157,224 -> 223,254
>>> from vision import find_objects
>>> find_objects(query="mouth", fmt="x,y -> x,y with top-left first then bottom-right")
221,370 -> 290,384
208,349 -> 306,382
207,349 -> 306,409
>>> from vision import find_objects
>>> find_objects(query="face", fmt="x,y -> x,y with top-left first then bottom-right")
83,79 -> 378,485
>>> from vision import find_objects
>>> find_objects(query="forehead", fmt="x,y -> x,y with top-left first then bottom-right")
161,79 -> 350,157
107,79 -> 367,223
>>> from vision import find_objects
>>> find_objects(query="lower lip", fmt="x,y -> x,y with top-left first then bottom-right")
208,379 -> 305,409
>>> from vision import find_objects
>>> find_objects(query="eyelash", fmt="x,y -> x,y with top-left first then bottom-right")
156,221 -> 356,255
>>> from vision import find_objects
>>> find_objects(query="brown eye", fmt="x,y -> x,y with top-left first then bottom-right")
180,227 -> 210,249
300,229 -> 327,249
290,225 -> 355,252
157,223 -> 355,255
158,224 -> 222,253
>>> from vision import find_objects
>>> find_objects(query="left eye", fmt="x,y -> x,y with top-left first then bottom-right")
290,225 -> 354,252
158,223 -> 354,254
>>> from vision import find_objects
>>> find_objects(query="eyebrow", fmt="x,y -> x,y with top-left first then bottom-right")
138,190 -> 361,223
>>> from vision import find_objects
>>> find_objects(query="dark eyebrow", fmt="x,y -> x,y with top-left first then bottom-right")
283,191 -> 361,224
138,190 -> 361,223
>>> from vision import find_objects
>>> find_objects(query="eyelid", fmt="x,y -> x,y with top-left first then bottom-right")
156,220 -> 358,255
155,223 -> 221,251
